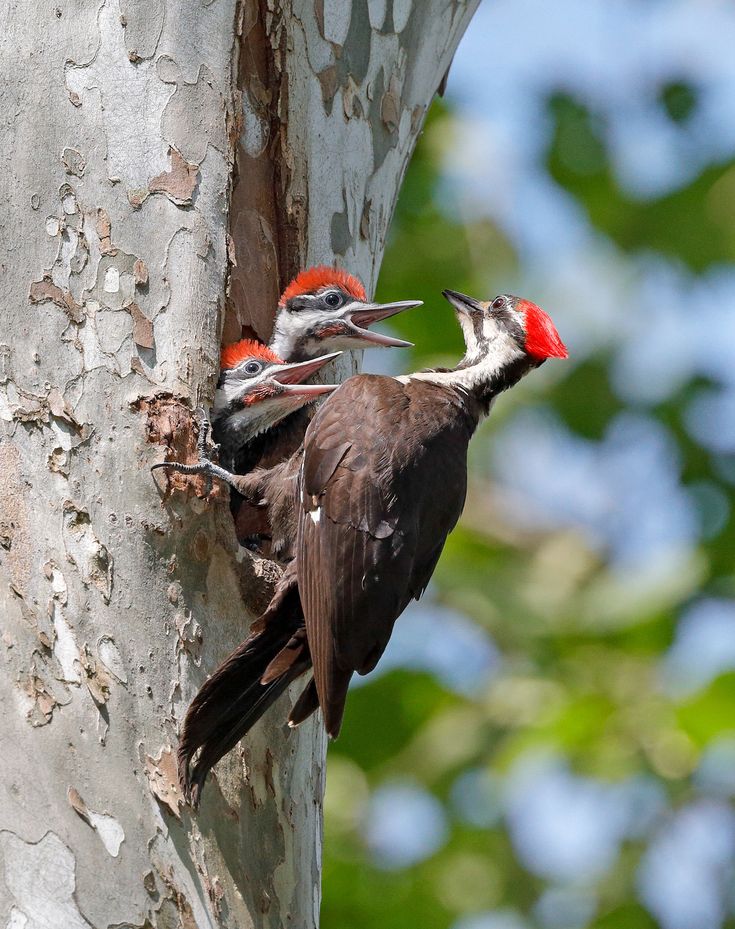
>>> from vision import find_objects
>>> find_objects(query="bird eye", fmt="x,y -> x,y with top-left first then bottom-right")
492,296 -> 506,310
243,360 -> 262,375
323,291 -> 343,308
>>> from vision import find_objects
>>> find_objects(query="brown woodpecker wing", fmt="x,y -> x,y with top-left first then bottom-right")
298,376 -> 476,737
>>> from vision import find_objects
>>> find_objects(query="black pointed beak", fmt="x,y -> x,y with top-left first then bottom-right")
442,289 -> 484,316
270,351 -> 342,386
346,299 -> 421,348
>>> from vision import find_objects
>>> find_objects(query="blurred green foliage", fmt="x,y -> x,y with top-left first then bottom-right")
659,81 -> 698,125
547,94 -> 735,273
320,82 -> 735,929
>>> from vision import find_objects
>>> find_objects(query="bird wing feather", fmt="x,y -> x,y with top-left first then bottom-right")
297,375 -> 475,736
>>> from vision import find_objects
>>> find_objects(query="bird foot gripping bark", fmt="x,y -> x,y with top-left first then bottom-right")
151,406 -> 228,495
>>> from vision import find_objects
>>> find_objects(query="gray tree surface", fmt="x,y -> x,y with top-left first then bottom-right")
0,2 -> 479,926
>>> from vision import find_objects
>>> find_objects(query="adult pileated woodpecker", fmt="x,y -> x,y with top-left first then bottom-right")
178,290 -> 568,805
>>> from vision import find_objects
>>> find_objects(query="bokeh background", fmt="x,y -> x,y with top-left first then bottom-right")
320,2 -> 735,928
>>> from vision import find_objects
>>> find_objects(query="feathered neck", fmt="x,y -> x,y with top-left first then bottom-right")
399,331 -> 538,417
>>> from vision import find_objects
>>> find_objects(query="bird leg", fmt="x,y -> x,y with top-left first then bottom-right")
195,406 -> 216,457
151,456 -> 241,495
195,406 -> 218,495
151,406 -> 232,495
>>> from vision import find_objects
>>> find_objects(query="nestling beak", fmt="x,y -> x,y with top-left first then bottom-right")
270,351 -> 341,399
270,352 -> 341,385
346,300 -> 422,348
442,289 -> 484,316
279,382 -> 338,398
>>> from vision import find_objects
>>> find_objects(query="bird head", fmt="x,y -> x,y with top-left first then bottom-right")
428,290 -> 567,411
270,266 -> 422,360
214,339 -> 341,437
442,290 -> 568,366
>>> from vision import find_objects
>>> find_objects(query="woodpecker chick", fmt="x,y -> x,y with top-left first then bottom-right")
178,290 -> 568,804
152,341 -> 340,484
213,340 -> 341,471
270,265 -> 422,361
229,268 -> 422,548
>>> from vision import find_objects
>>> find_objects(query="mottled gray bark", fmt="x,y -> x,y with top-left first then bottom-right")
0,1 -> 478,927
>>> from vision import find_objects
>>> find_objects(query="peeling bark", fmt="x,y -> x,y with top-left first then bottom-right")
0,1 -> 478,926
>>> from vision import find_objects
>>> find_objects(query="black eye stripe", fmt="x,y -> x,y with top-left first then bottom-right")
286,296 -> 315,313
286,291 -> 347,312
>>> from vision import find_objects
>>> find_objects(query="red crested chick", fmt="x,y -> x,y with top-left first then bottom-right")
269,266 -> 422,361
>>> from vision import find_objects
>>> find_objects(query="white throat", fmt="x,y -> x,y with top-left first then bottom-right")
269,323 -> 296,361
397,331 -> 525,396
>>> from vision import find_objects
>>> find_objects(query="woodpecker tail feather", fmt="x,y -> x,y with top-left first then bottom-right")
178,621 -> 296,807
287,677 -> 320,728
286,670 -> 350,736
320,667 -> 353,739
179,564 -> 310,806
181,671 -> 294,808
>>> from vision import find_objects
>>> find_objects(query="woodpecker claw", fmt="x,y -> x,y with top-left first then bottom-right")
195,406 -> 216,458
150,405 -> 226,495
151,456 -> 217,477
151,456 -> 243,497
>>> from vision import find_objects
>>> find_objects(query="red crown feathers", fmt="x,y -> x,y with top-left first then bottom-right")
519,300 -> 568,360
279,266 -> 367,306
220,339 -> 281,371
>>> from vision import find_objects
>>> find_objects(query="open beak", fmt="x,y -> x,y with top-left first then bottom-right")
270,351 -> 341,386
279,382 -> 339,399
270,351 -> 341,399
347,300 -> 421,348
442,289 -> 484,316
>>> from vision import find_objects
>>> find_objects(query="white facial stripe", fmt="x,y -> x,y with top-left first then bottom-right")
270,308 -> 330,358
456,313 -> 480,360
213,385 -> 230,414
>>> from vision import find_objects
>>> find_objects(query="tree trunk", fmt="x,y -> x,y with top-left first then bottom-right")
0,2 -> 478,927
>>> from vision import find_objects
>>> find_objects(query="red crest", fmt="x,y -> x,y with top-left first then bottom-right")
220,339 -> 281,371
520,300 -> 568,360
279,266 -> 367,306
